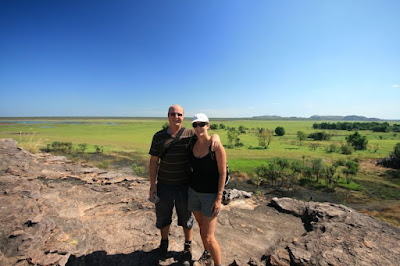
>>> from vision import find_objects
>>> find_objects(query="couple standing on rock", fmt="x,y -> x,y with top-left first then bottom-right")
149,104 -> 227,266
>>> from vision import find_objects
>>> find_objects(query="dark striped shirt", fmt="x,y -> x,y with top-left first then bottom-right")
149,127 -> 194,185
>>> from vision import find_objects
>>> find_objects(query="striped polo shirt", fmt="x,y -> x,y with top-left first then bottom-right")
149,127 -> 194,185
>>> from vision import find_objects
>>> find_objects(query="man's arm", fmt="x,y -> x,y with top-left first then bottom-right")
149,155 -> 159,199
210,133 -> 221,152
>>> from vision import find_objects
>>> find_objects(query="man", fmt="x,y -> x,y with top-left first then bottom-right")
149,104 -> 220,263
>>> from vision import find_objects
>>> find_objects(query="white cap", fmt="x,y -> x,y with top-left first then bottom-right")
192,113 -> 209,123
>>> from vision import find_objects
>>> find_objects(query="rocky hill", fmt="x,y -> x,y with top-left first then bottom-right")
0,138 -> 399,266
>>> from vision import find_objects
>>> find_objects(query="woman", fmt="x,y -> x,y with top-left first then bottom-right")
188,113 -> 226,266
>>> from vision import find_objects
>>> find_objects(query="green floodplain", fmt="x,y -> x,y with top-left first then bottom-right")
1,117 -> 400,226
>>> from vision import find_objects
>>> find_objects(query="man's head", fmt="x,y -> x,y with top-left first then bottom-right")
168,104 -> 184,128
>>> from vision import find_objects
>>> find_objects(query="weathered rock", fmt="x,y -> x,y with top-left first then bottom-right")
1,138 -> 399,266
269,197 -> 400,265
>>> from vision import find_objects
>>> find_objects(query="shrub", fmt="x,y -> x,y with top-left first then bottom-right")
210,124 -> 219,130
311,158 -> 324,182
77,143 -> 88,153
132,162 -> 145,176
97,160 -> 109,169
291,160 -> 303,176
308,132 -> 332,141
49,141 -> 73,153
309,143 -> 320,151
334,158 -> 347,167
342,160 -> 359,184
346,132 -> 368,150
275,127 -> 286,136
325,143 -> 339,153
340,144 -> 353,155
297,131 -> 307,146
94,145 -> 103,154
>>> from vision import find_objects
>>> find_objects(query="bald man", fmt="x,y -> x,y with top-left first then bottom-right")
149,104 -> 220,263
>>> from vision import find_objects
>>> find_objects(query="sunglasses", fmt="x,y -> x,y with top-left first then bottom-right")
169,112 -> 183,117
192,122 -> 207,128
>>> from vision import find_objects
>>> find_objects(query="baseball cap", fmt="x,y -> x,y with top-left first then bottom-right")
192,113 -> 209,123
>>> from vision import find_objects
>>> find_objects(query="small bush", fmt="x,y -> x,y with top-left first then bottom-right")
340,144 -> 353,155
94,145 -> 103,154
325,143 -> 339,153
77,143 -> 88,153
97,160 -> 109,169
308,132 -> 332,141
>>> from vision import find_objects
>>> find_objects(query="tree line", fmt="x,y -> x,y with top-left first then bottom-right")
313,122 -> 400,132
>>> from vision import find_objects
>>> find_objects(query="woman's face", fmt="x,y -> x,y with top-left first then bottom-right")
192,122 -> 209,137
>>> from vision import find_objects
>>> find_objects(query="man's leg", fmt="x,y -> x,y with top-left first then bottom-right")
155,183 -> 174,258
183,227 -> 192,242
161,225 -> 171,240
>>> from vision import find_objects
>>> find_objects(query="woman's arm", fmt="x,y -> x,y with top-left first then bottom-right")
211,144 -> 227,216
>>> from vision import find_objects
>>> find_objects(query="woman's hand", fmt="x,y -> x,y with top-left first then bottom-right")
212,195 -> 222,216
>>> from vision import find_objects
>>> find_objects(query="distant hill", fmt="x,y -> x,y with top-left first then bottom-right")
251,115 -> 384,121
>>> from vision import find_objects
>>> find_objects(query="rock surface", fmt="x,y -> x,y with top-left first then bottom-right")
0,138 -> 399,265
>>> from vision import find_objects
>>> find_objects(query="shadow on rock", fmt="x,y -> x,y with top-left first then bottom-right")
66,249 -> 183,266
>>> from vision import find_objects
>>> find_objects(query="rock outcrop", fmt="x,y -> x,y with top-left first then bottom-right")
0,138 -> 399,265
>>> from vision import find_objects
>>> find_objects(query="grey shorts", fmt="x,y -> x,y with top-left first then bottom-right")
188,187 -> 218,217
155,182 -> 194,229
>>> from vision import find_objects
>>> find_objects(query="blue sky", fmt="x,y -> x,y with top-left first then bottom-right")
1,0 -> 399,119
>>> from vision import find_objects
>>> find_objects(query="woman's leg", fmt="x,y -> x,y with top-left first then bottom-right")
195,213 -> 221,265
193,211 -> 205,248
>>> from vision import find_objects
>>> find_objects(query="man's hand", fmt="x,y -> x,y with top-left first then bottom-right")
149,184 -> 157,199
210,134 -> 221,152
149,155 -> 159,199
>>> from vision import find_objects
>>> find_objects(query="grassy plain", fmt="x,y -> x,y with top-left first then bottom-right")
1,117 -> 399,226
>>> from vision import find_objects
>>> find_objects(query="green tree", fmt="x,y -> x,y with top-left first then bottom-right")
227,128 -> 241,148
258,128 -> 273,149
311,158 -> 324,182
323,165 -> 338,188
297,131 -> 307,146
275,126 -> 286,136
219,123 -> 226,129
346,132 -> 368,150
342,160 -> 359,184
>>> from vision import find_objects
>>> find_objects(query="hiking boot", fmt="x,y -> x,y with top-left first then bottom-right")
182,242 -> 192,265
193,250 -> 213,266
158,239 -> 168,258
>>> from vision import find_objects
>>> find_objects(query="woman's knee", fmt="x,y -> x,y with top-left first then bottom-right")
203,235 -> 216,245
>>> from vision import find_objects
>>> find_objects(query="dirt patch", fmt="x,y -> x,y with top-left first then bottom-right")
360,159 -> 387,172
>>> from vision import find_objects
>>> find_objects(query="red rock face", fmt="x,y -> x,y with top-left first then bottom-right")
1,138 -> 398,266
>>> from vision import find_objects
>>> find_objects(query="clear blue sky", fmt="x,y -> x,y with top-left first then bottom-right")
1,0 -> 399,119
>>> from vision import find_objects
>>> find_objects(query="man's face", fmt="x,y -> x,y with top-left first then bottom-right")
168,106 -> 184,127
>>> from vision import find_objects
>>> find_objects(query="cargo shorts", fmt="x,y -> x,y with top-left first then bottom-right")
155,182 -> 194,229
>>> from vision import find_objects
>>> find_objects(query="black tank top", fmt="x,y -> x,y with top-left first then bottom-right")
189,148 -> 219,193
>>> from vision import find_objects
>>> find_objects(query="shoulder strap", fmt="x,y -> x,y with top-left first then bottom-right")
159,127 -> 185,159
209,146 -> 216,161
